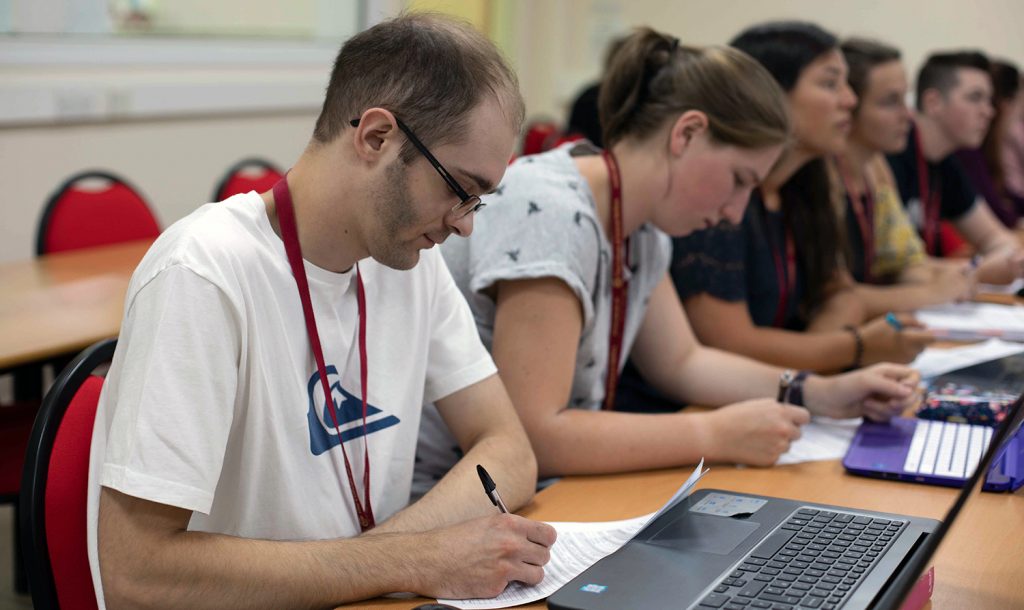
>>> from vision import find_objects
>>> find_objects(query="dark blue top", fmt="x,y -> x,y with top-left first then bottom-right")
614,193 -> 807,412
669,193 -> 806,330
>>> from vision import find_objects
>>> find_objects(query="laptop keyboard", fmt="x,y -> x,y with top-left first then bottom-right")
903,419 -> 992,478
697,508 -> 907,610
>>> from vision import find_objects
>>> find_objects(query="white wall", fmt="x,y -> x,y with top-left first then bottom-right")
511,0 -> 1024,122
0,112 -> 316,261
3,0 -> 1023,264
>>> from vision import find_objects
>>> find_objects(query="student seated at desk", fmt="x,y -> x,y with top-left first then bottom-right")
831,37 -> 976,318
89,15 -> 556,609
637,22 -> 934,379
956,60 -> 1024,228
414,27 -> 922,491
886,50 -> 1024,283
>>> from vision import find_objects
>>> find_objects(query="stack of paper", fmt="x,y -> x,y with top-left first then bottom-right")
437,460 -> 707,609
916,302 -> 1024,342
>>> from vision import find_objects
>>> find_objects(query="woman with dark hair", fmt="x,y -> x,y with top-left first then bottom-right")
414,26 -> 921,489
1002,73 -> 1024,203
655,22 -> 934,374
957,60 -> 1024,227
830,37 -> 974,318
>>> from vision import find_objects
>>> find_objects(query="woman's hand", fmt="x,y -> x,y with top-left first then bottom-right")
805,363 -> 922,421
859,314 -> 934,365
703,399 -> 811,466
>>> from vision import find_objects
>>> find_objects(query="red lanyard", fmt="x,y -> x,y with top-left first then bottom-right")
913,129 -> 942,255
272,177 -> 375,532
766,204 -> 796,328
601,150 -> 629,411
837,158 -> 875,282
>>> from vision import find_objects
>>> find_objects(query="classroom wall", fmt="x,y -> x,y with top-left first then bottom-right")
2,0 -> 1023,264
0,112 -> 317,262
511,0 -> 1024,122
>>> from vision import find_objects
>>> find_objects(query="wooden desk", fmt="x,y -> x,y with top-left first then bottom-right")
351,460 -> 1023,609
0,240 -> 152,370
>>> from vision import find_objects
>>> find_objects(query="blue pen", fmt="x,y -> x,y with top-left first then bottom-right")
885,312 -> 903,331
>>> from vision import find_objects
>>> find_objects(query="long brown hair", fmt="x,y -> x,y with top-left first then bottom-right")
598,27 -> 790,151
982,60 -> 1021,193
732,21 -> 845,320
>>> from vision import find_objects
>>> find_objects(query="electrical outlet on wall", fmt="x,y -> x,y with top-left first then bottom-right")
54,87 -> 105,121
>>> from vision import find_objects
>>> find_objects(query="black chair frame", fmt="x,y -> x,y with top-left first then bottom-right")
20,339 -> 116,608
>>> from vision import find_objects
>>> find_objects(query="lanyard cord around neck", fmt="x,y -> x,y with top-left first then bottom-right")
836,156 -> 875,282
762,196 -> 796,328
913,129 -> 942,256
272,177 -> 375,532
601,150 -> 629,411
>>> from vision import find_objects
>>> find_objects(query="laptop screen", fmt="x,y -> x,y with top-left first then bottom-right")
873,392 -> 1024,609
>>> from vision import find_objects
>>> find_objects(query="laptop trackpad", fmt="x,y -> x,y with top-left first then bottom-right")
644,513 -> 760,555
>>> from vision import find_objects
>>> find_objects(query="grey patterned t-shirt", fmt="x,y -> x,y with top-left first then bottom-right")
413,142 -> 671,496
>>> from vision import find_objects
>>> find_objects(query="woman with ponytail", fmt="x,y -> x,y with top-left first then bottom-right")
413,27 -> 921,490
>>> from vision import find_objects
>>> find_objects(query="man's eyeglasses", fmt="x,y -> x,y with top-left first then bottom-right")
349,117 -> 485,219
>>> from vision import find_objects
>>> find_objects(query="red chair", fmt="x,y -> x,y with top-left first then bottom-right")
0,400 -> 41,594
36,171 -> 160,256
212,158 -> 284,201
521,120 -> 561,156
21,339 -> 116,610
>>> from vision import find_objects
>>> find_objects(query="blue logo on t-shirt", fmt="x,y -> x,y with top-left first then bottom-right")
307,365 -> 400,456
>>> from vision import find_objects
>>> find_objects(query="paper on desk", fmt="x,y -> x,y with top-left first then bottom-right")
977,278 -> 1024,295
916,302 -> 1024,341
910,338 -> 1024,379
437,460 -> 707,609
775,417 -> 862,465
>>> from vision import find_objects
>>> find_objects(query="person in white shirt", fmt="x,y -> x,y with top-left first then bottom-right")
89,14 -> 554,609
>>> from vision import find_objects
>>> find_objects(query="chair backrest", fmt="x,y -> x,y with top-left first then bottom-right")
521,120 -> 561,156
36,171 -> 160,256
212,157 -> 284,201
21,339 -> 116,610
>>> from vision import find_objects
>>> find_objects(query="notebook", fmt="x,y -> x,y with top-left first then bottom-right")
915,351 -> 1024,425
547,395 -> 1024,610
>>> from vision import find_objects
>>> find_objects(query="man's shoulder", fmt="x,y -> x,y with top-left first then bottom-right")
129,194 -> 272,294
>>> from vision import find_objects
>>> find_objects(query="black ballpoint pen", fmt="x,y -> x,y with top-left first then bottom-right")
476,464 -> 509,513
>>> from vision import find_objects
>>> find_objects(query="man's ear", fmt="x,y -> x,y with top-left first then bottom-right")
669,110 -> 709,157
351,108 -> 400,163
919,88 -> 946,117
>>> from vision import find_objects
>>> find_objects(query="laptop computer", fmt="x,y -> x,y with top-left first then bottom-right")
843,353 -> 1024,492
548,394 -> 1024,610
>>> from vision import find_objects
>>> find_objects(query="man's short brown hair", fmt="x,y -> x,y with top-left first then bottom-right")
313,13 -> 524,162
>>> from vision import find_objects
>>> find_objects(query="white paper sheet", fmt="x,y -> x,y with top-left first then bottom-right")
916,302 -> 1024,341
977,278 -> 1024,295
910,338 -> 1024,379
437,461 -> 707,609
775,416 -> 862,465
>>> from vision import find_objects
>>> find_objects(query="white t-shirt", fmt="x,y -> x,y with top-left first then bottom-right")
86,193 -> 496,607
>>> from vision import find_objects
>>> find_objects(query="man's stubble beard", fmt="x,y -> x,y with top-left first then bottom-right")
367,160 -> 423,270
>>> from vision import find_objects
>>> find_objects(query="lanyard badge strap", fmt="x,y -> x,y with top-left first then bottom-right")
601,150 -> 630,411
272,177 -> 375,531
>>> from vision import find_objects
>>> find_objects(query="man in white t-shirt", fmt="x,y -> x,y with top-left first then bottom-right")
89,14 -> 555,609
